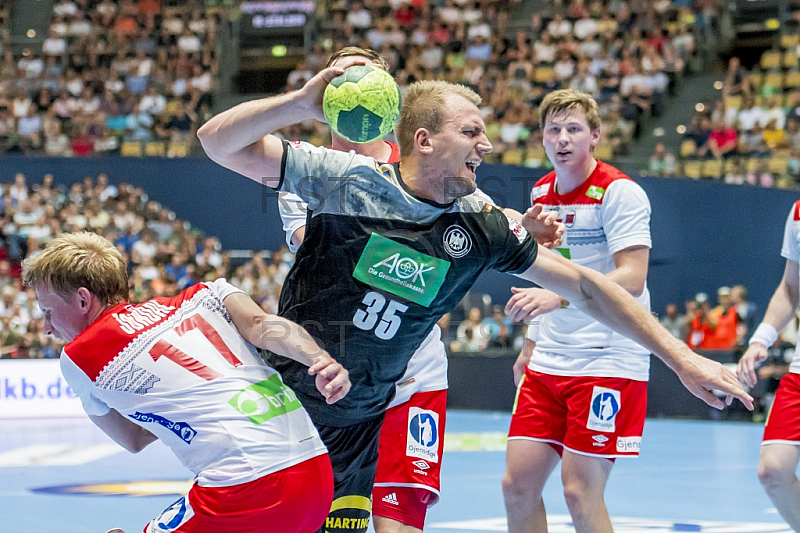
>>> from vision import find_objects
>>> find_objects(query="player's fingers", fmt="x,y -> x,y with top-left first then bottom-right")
740,358 -> 756,388
324,370 -> 349,391
308,359 -> 328,375
697,388 -> 725,410
529,204 -> 544,218
715,380 -> 755,411
326,380 -> 350,404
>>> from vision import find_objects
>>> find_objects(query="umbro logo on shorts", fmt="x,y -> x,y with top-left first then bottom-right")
412,460 -> 430,470
382,493 -> 400,506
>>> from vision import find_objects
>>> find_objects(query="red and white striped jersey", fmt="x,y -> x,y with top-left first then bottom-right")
528,161 -> 652,381
60,279 -> 327,487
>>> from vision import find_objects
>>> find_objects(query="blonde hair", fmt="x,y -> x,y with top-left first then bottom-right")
538,89 -> 601,131
396,80 -> 482,156
326,46 -> 390,71
22,232 -> 129,305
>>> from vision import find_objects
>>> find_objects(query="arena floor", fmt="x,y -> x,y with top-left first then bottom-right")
0,410 -> 790,533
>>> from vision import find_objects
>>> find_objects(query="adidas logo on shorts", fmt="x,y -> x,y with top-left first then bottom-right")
381,492 -> 400,506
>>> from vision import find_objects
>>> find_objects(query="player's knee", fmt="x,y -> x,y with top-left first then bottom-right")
758,456 -> 794,490
562,478 -> 599,516
502,470 -> 529,501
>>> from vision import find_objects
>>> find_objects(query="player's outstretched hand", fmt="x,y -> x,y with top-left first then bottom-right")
737,342 -> 769,389
297,66 -> 347,123
522,204 -> 565,249
309,352 -> 351,404
505,287 -> 561,323
677,351 -> 754,411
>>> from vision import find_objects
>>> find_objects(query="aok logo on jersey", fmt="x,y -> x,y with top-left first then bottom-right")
353,233 -> 450,307
229,374 -> 302,425
586,386 -> 621,433
407,407 -> 439,463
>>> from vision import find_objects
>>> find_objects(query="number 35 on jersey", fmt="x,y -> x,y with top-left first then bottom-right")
352,233 -> 451,339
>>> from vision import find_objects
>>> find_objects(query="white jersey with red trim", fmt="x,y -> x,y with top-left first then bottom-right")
60,279 -> 327,487
781,201 -> 800,374
528,161 -> 652,381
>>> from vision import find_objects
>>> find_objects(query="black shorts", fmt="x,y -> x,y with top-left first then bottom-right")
315,414 -> 385,533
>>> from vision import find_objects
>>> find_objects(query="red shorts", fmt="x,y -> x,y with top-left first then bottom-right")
508,369 -> 647,458
374,389 -> 447,503
764,372 -> 800,445
144,454 -> 333,533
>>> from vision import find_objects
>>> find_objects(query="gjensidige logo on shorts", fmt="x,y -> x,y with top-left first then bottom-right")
155,496 -> 191,530
407,407 -> 439,463
616,436 -> 641,453
228,374 -> 301,425
353,233 -> 450,307
586,386 -> 621,433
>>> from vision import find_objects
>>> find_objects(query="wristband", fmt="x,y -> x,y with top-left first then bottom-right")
749,323 -> 779,348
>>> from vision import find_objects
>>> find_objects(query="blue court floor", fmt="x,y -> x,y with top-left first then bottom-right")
0,411 -> 791,533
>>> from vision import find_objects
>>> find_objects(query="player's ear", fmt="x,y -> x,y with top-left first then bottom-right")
415,128 -> 433,154
76,287 -> 93,312
590,128 -> 601,148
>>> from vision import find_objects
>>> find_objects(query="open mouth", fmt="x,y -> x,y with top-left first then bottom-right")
465,160 -> 480,172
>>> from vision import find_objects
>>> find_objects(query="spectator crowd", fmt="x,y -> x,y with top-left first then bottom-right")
0,0 -> 223,156
278,0 -> 707,166
0,171 -> 294,359
659,285 -> 797,419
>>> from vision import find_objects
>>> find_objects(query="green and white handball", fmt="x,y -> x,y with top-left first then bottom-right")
322,65 -> 401,144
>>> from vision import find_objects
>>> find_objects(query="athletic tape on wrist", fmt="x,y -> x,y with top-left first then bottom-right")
749,323 -> 779,348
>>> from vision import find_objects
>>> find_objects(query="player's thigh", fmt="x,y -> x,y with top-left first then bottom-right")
760,443 -> 800,479
505,439 -> 561,492
317,416 -> 385,533
560,449 -> 614,495
764,373 -> 800,444
508,368 -> 569,447
375,390 -> 447,502
562,376 -> 647,458
146,454 -> 333,533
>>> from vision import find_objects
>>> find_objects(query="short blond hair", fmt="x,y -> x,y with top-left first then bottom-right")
22,232 -> 129,305
326,46 -> 390,71
538,89 -> 601,131
396,80 -> 482,156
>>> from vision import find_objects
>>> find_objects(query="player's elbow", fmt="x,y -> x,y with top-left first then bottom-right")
196,123 -> 221,158
628,281 -> 646,298
124,432 -> 157,454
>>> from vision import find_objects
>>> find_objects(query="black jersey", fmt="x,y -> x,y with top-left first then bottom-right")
270,141 -> 538,426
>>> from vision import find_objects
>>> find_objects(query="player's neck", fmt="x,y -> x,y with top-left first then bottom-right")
331,136 -> 392,161
554,157 -> 597,195
398,160 -> 447,204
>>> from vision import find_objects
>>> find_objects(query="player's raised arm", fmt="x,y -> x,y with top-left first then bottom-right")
197,66 -> 345,184
517,246 -> 754,410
